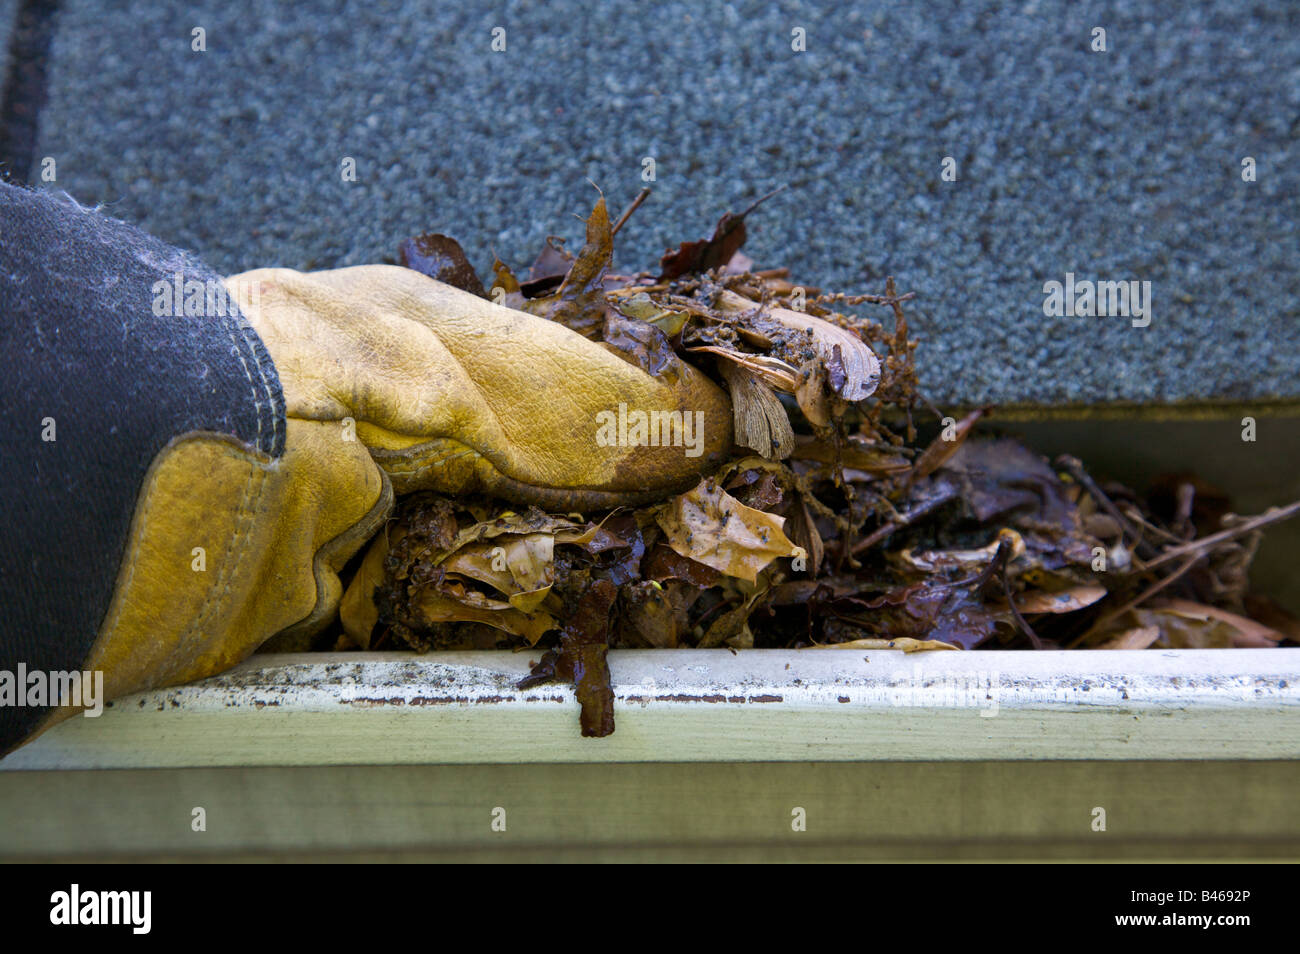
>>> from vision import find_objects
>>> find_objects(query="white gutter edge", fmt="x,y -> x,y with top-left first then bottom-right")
3,648 -> 1297,769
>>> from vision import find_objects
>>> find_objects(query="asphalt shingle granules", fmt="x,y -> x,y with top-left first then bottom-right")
7,0 -> 1299,406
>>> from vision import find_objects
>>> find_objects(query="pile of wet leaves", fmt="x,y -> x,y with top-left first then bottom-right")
333,188 -> 1300,737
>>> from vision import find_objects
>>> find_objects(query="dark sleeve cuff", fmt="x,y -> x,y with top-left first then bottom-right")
0,182 -> 285,749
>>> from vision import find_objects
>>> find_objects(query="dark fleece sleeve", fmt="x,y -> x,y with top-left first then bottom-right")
0,182 -> 285,751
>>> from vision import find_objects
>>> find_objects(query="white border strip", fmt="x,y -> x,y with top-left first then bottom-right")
4,649 -> 1298,769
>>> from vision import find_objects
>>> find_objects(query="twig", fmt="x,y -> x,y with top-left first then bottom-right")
1122,506 -> 1186,547
1066,553 -> 1202,648
851,486 -> 958,555
1057,455 -> 1158,560
611,187 -> 651,237
1173,481 -> 1196,540
916,393 -> 947,423
1140,500 -> 1300,573
735,183 -> 789,219
1001,560 -> 1043,650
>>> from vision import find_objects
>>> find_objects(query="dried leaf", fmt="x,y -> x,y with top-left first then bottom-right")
1013,584 -> 1107,614
619,580 -> 699,648
790,435 -> 911,477
684,343 -> 800,392
895,528 -> 1025,574
643,543 -> 722,586
444,509 -> 584,558
398,233 -> 487,298
719,360 -> 795,459
717,290 -> 881,403
695,577 -> 770,649
441,533 -> 556,613
548,195 -> 613,339
601,310 -> 679,377
1090,607 -> 1235,649
520,236 -> 575,298
413,586 -> 557,645
339,532 -> 388,648
656,478 -> 803,583
824,581 -> 1005,650
517,579 -> 617,737
1242,595 -> 1300,643
488,257 -> 526,310
658,186 -> 786,281
1093,626 -> 1160,650
912,408 -> 986,482
783,492 -> 824,580
613,292 -> 691,338
811,637 -> 960,652
1153,598 -> 1283,648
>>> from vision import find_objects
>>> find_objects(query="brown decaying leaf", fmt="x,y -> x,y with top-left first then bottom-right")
1242,594 -> 1300,643
811,637 -> 959,652
488,257 -> 526,310
443,509 -> 584,555
339,531 -> 388,648
414,586 -> 556,645
782,492 -> 824,580
441,533 -> 555,613
715,290 -> 881,404
643,543 -> 722,587
658,186 -> 787,281
518,579 -> 618,737
519,236 -> 574,298
362,193 -> 1300,740
1079,598 -> 1284,650
824,579 -> 1007,650
398,233 -> 488,298
1148,599 -> 1282,648
684,343 -> 800,393
895,528 -> 1025,575
1013,585 -> 1108,615
656,478 -> 803,583
546,195 -> 613,339
790,435 -> 911,477
1093,626 -> 1161,650
699,579 -> 768,649
910,407 -> 986,483
720,360 -> 796,460
620,580 -> 698,648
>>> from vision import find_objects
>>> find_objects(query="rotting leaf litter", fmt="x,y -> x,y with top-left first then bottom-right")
324,188 -> 1300,738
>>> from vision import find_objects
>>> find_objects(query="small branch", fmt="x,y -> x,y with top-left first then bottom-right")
1001,560 -> 1043,650
611,187 -> 651,237
1140,500 -> 1300,573
1173,481 -> 1196,540
1056,455 -> 1158,560
735,183 -> 789,219
1067,553 -> 1202,648
851,486 -> 958,555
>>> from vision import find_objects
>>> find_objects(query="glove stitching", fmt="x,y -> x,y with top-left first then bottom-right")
220,323 -> 267,452
178,453 -> 267,659
231,316 -> 282,453
216,282 -> 282,456
219,272 -> 283,455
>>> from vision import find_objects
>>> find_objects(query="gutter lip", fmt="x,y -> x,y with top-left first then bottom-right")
4,648 -> 1298,770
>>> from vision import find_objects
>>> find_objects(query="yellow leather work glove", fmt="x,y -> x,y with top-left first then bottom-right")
50,265 -> 731,742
